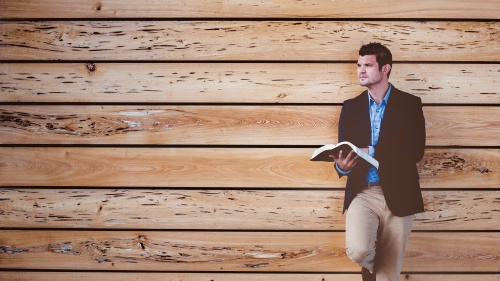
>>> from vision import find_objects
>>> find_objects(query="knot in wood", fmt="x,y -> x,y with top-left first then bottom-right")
86,63 -> 96,73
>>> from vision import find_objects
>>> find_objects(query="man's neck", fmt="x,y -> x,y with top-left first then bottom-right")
367,81 -> 390,104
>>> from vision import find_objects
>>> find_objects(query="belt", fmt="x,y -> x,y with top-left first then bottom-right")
367,181 -> 381,187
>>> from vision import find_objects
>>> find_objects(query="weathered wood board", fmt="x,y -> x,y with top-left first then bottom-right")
1,272 -> 499,281
2,0 -> 500,19
1,63 -> 499,104
1,106 -> 499,146
0,147 -> 498,188
1,189 -> 498,230
1,21 -> 499,61
0,231 -> 498,272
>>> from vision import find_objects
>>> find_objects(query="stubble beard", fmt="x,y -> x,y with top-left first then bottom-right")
358,75 -> 383,88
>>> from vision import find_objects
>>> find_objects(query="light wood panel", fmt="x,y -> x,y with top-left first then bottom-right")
1,106 -> 499,146
1,0 -> 499,19
424,106 -> 500,146
1,63 -> 499,104
1,189 -> 498,231
1,21 -> 499,61
0,105 -> 335,145
1,272 -> 499,281
0,231 -> 498,272
0,147 -> 498,188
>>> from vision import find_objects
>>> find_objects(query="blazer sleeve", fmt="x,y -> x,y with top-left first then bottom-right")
335,94 -> 372,178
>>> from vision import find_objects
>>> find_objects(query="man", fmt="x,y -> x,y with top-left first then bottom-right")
330,42 -> 426,280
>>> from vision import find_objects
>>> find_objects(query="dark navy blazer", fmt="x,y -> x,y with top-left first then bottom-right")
337,87 -> 426,217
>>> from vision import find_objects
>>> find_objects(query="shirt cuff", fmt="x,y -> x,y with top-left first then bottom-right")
368,146 -> 375,157
335,163 -> 351,175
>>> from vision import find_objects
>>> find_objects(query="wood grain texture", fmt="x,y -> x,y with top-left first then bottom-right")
1,63 -> 499,104
1,0 -> 499,19
1,272 -> 499,281
1,21 -> 499,61
0,231 -> 498,272
1,0 -> 498,279
0,105 -> 336,145
0,147 -> 498,188
1,106 -> 499,146
1,189 -> 498,231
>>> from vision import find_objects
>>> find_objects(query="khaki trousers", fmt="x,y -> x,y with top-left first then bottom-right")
345,185 -> 414,281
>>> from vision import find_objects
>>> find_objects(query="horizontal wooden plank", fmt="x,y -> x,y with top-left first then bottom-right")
1,272 -> 499,281
0,148 -> 498,188
1,21 -> 499,61
0,231 -> 498,272
0,105 -> 337,145
1,189 -> 497,231
2,0 -> 499,19
1,106 -> 499,146
1,63 -> 499,104
424,106 -> 500,146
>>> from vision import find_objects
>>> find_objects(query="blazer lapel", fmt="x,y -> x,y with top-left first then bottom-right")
378,88 -> 401,143
356,91 -> 372,146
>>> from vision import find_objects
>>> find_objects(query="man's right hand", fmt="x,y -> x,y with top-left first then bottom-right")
329,150 -> 361,172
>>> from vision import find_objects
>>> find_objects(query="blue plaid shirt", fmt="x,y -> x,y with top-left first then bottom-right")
365,84 -> 391,183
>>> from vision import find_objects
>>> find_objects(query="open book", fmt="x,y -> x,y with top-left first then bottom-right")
310,141 -> 379,169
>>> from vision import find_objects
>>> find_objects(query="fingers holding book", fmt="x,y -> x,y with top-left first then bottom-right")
329,149 -> 361,172
310,141 -> 379,169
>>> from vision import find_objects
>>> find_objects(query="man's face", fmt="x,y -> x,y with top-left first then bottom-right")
357,55 -> 384,87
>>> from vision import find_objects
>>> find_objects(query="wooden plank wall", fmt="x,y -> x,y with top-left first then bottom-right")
0,1 -> 499,280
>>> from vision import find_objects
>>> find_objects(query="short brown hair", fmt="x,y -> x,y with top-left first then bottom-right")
359,42 -> 392,77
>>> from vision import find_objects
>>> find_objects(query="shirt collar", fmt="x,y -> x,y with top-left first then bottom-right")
368,83 -> 392,105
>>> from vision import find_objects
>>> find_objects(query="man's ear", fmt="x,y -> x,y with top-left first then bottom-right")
383,64 -> 391,75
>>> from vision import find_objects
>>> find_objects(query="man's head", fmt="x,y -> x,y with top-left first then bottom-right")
359,42 -> 392,78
